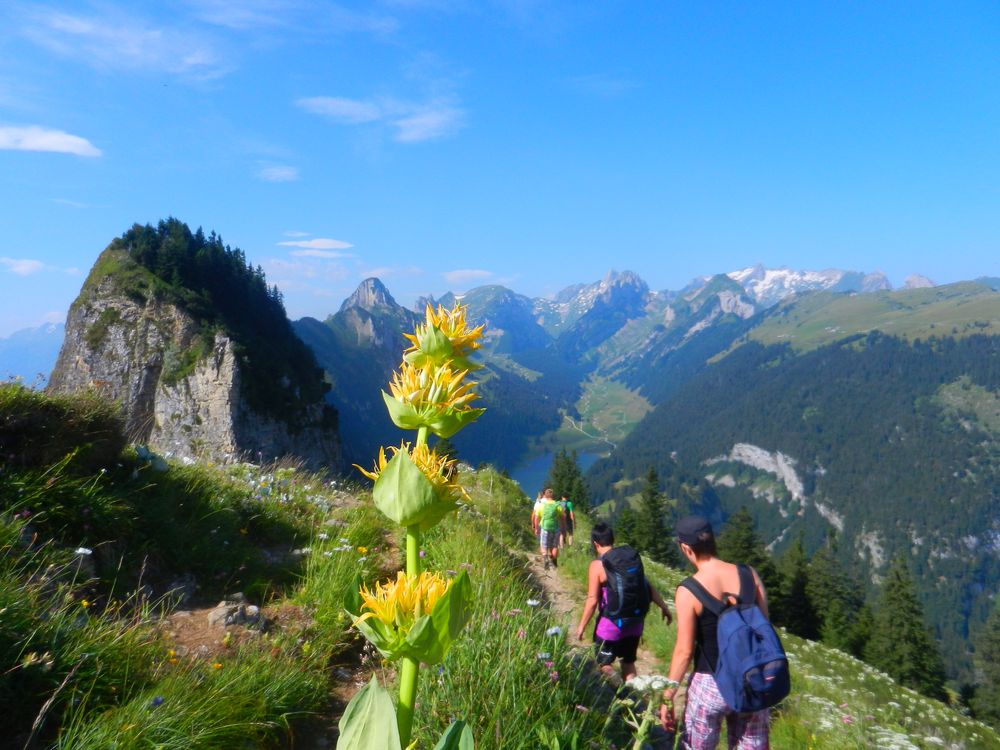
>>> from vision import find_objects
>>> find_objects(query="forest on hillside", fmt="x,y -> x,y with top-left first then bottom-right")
589,332 -> 1000,681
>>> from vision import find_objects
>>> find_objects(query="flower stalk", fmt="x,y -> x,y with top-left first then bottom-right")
341,302 -> 484,750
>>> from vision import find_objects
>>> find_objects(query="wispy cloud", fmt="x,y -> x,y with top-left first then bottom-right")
568,73 -> 640,98
297,95 -> 464,143
283,230 -> 311,237
361,265 -> 423,279
18,6 -> 229,79
0,125 -> 101,156
0,258 -> 45,276
290,249 -> 354,259
188,0 -> 398,35
257,165 -> 299,182
443,268 -> 492,284
278,238 -> 353,250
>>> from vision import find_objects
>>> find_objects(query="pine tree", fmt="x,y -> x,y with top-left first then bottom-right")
632,467 -> 679,565
865,555 -> 947,700
615,502 -> 638,548
773,536 -> 818,638
434,435 -> 458,461
973,603 -> 1000,726
546,449 -> 589,513
806,537 -> 867,655
715,507 -> 779,593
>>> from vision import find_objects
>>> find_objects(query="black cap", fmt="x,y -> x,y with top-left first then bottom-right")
676,515 -> 713,545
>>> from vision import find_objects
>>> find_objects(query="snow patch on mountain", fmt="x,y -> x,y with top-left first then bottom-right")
813,501 -> 845,532
727,264 -> 891,307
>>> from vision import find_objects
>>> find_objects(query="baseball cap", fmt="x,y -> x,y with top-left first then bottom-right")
676,515 -> 714,545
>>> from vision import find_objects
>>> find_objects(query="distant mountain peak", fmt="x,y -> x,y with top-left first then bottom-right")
903,274 -> 936,289
340,278 -> 398,313
726,265 -> 892,307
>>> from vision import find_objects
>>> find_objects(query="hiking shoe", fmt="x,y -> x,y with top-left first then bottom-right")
552,557 -> 558,568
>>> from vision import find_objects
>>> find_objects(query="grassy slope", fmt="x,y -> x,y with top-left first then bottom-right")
559,517 -> 1000,750
746,282 -> 1000,353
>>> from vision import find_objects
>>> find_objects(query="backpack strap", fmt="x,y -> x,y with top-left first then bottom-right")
736,564 -> 756,607
680,577 -> 726,617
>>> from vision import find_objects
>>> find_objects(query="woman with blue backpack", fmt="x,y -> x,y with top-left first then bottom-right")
659,515 -> 790,749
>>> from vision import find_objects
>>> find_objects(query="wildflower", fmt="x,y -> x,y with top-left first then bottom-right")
382,363 -> 484,438
545,660 -> 554,668
575,705 -> 590,713
537,652 -> 551,660
507,608 -> 522,616
550,670 -> 559,682
150,696 -> 164,708
526,599 -> 540,607
355,571 -> 451,631
546,626 -> 562,637
356,442 -> 469,528
81,599 -> 91,609
212,662 -> 223,670
357,546 -> 368,555
403,303 -> 484,371
318,532 -> 329,541
348,570 -> 473,665
419,549 -> 426,558
517,628 -> 526,639
74,547 -> 93,556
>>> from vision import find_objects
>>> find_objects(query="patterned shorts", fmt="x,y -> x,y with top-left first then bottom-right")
682,672 -> 770,750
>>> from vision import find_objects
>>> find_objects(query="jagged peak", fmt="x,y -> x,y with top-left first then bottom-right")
903,274 -> 936,289
340,278 -> 398,313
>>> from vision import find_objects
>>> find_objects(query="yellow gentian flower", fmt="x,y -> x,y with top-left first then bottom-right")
354,571 -> 451,631
354,442 -> 467,503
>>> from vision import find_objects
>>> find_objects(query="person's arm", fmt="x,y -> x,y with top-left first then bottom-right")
531,506 -> 539,535
575,560 -> 603,641
660,585 -> 697,729
648,581 -> 673,624
751,566 -> 769,619
559,507 -> 567,533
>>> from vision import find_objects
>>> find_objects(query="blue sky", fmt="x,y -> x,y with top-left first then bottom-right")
1,1 -> 998,336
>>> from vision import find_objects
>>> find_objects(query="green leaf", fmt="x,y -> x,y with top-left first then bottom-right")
336,676 -> 401,750
382,391 -> 425,431
432,720 -> 474,750
406,570 -> 473,664
372,448 -> 439,527
403,325 -> 454,368
428,407 -> 486,439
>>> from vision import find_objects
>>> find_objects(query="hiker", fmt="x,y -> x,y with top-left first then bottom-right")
575,522 -> 672,682
532,488 -> 565,570
558,493 -> 576,548
659,515 -> 781,749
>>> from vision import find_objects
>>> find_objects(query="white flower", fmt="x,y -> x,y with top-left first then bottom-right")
74,547 -> 93,556
546,626 -> 562,637
317,532 -> 329,540
526,599 -> 541,607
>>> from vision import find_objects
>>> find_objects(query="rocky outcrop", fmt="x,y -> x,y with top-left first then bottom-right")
49,275 -> 340,471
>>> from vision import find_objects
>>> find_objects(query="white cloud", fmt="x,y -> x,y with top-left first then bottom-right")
188,0 -> 398,35
257,165 -> 299,182
42,311 -> 65,324
394,103 -> 463,142
0,125 -> 101,156
361,265 -> 423,279
278,238 -> 353,250
283,230 -> 310,237
443,268 -> 492,284
0,257 -> 45,275
290,249 -> 354,259
297,96 -> 382,124
19,7 -> 229,79
297,95 -> 465,143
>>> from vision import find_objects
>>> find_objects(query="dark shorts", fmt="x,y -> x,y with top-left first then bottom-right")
594,635 -> 640,666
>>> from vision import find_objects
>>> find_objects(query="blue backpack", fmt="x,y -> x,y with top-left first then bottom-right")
681,564 -> 790,712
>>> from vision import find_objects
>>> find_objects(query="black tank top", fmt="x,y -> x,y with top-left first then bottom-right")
686,567 -> 753,674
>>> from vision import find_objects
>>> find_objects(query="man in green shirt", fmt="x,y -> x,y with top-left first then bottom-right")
558,494 -> 576,548
532,488 -> 566,570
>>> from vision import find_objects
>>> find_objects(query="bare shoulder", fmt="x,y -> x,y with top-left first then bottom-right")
589,559 -> 606,581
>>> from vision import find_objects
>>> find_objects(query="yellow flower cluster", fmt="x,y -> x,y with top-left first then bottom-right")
404,303 -> 484,363
388,362 -> 480,415
356,442 -> 467,502
355,571 -> 452,630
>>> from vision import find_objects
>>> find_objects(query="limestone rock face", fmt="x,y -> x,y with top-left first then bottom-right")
49,276 -> 340,471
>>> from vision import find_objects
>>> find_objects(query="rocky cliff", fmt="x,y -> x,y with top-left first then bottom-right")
49,237 -> 340,471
